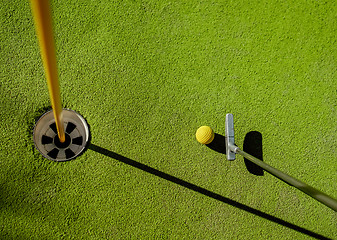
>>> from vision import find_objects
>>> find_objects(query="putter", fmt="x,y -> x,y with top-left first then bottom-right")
225,113 -> 337,212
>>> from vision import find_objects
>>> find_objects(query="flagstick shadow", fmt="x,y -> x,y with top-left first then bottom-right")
88,143 -> 331,240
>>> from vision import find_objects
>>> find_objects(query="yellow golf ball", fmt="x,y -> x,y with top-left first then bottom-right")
196,126 -> 215,144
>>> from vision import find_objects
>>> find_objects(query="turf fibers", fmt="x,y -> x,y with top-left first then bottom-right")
1,0 -> 336,239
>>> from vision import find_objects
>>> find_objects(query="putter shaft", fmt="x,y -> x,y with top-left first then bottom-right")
236,148 -> 337,212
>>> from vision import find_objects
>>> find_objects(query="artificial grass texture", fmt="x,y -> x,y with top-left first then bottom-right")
1,0 -> 337,239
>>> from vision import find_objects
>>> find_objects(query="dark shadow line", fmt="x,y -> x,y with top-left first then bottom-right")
88,144 -> 331,240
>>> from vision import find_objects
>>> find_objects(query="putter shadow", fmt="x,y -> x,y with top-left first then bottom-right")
88,143 -> 331,240
243,131 -> 264,176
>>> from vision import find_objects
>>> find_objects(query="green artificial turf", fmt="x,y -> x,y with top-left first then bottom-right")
1,0 -> 337,239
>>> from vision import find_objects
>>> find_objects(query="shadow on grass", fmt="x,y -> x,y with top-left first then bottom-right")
243,131 -> 264,176
88,143 -> 331,240
206,133 -> 226,154
207,132 -> 264,176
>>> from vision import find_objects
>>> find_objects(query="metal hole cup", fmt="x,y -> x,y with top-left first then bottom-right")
33,109 -> 90,161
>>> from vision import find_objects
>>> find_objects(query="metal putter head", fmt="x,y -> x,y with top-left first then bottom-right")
225,113 -> 238,160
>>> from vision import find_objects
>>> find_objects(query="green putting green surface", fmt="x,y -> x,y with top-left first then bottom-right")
1,0 -> 337,239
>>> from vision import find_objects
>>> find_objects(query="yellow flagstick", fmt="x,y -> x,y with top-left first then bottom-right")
30,0 -> 65,142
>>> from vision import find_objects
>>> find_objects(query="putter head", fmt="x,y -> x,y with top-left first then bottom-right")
225,113 -> 236,160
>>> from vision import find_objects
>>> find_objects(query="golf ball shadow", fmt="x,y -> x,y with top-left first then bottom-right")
206,133 -> 226,154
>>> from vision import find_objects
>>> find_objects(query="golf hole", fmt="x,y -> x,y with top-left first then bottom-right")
33,109 -> 90,161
